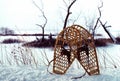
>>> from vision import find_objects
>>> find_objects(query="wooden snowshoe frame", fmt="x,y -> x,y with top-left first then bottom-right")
53,25 -> 100,75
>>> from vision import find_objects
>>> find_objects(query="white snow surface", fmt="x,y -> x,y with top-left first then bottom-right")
0,66 -> 120,81
0,44 -> 120,81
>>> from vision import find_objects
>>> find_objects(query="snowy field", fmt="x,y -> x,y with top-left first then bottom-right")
0,43 -> 120,81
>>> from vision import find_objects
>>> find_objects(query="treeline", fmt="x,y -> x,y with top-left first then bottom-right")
0,33 -> 57,36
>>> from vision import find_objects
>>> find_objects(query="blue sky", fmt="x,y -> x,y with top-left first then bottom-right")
0,0 -> 120,34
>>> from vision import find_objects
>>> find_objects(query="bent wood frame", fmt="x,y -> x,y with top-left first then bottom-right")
53,25 -> 100,75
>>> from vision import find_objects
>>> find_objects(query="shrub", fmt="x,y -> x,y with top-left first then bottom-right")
2,38 -> 23,44
116,37 -> 120,44
94,38 -> 112,47
22,38 -> 56,48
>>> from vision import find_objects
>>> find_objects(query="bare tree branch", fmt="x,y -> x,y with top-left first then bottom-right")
72,12 -> 81,24
32,0 -> 47,41
84,15 -> 95,33
99,19 -> 116,43
93,1 -> 103,30
63,0 -> 68,8
98,1 -> 103,18
32,0 -> 43,13
98,1 -> 116,43
32,0 -> 47,28
93,1 -> 116,43
63,0 -> 77,29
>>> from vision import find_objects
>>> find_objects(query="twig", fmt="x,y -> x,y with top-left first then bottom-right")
63,0 -> 77,29
32,0 -> 47,41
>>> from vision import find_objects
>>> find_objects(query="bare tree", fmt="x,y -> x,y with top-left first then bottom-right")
32,0 -> 77,40
83,0 -> 116,43
63,0 -> 77,29
32,0 -> 47,42
0,27 -> 14,35
93,1 -> 116,43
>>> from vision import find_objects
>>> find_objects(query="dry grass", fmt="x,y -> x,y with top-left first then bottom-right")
0,44 -> 39,68
97,47 -> 118,69
10,46 -> 38,67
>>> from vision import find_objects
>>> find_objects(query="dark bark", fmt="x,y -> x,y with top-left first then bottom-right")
63,0 -> 77,29
99,20 -> 115,43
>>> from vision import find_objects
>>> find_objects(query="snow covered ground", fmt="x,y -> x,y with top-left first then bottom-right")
0,65 -> 120,81
0,43 -> 120,81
